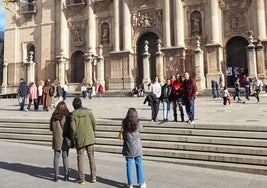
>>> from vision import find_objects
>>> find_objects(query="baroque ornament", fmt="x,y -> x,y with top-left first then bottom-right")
131,10 -> 162,29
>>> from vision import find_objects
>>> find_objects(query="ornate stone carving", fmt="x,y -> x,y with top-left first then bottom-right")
68,20 -> 87,47
222,0 -> 251,37
190,11 -> 202,36
131,10 -> 162,29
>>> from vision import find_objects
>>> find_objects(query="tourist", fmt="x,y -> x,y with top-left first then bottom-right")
27,81 -> 38,111
97,84 -> 104,99
62,82 -> 68,101
253,77 -> 263,103
222,86 -> 231,106
183,72 -> 197,124
171,73 -> 185,122
70,97 -> 97,184
149,76 -> 161,122
49,101 -> 71,182
81,84 -> 87,99
17,78 -> 28,111
122,108 -> 146,188
233,77 -> 241,102
43,80 -> 52,111
160,78 -> 172,122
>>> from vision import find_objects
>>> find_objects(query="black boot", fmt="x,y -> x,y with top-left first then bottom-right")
181,115 -> 185,122
64,170 -> 70,181
54,176 -> 59,182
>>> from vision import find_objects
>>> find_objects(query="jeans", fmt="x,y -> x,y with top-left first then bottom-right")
172,98 -> 184,122
151,99 -> 159,121
54,150 -> 69,177
162,100 -> 170,120
19,96 -> 26,110
185,98 -> 195,121
126,156 -> 144,185
77,144 -> 96,180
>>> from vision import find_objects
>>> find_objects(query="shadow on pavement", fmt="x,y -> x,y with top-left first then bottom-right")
0,162 -> 54,181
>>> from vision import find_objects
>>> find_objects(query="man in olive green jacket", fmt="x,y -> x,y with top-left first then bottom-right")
70,97 -> 96,184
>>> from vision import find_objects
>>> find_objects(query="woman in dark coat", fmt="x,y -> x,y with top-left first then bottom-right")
50,101 -> 71,182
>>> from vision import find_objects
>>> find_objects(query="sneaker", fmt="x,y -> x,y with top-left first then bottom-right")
188,120 -> 195,124
92,177 -> 97,183
140,182 -> 147,188
74,178 -> 85,184
125,184 -> 133,188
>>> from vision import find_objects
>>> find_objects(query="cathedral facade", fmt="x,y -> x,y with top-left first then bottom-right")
1,0 -> 267,93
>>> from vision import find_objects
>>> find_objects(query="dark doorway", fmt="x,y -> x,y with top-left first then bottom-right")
136,32 -> 159,85
71,51 -> 84,83
226,36 -> 248,87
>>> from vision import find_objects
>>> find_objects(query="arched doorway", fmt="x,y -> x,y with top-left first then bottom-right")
71,50 -> 84,83
226,36 -> 248,87
136,32 -> 159,85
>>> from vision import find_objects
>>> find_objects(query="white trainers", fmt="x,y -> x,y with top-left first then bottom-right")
140,182 -> 147,188
125,184 -> 133,188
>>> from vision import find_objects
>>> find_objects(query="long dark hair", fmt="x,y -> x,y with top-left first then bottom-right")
51,101 -> 70,122
122,108 -> 139,132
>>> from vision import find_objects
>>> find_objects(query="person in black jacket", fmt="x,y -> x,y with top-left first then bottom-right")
160,78 -> 172,121
17,78 -> 28,111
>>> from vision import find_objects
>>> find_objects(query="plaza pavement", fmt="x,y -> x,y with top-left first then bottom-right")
0,94 -> 267,188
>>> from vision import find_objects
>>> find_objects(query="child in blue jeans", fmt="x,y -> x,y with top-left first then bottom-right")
122,108 -> 146,188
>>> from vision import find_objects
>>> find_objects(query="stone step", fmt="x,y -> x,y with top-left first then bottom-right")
96,138 -> 267,156
96,131 -> 267,147
94,145 -> 267,165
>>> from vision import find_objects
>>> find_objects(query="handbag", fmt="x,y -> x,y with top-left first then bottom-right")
118,128 -> 123,140
64,136 -> 73,148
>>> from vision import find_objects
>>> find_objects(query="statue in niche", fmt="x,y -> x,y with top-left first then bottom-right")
101,23 -> 109,44
190,11 -> 202,36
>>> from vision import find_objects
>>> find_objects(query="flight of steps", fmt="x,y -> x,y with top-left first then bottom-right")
0,118 -> 267,175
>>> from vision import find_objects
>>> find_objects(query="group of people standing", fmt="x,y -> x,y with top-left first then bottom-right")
50,97 -> 97,184
145,72 -> 197,124
81,83 -> 104,99
50,98 -> 146,188
17,78 -> 68,112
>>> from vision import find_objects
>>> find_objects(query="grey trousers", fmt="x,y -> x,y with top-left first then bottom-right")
53,150 -> 69,177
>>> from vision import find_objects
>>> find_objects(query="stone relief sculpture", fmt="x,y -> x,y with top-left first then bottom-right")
190,11 -> 202,36
68,20 -> 86,46
131,10 -> 162,29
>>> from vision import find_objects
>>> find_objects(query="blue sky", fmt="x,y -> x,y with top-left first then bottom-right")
0,8 -> 5,31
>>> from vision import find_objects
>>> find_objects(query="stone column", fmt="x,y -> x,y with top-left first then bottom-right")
60,0 -> 68,56
155,39 -> 164,84
163,0 -> 171,47
113,0 -> 120,51
1,60 -> 8,94
256,40 -> 266,79
247,31 -> 257,78
256,0 -> 267,40
25,51 -> 36,83
85,50 -> 94,85
194,36 -> 206,90
88,0 -> 96,54
173,0 -> 185,47
96,45 -> 105,88
142,41 -> 151,88
122,0 -> 132,51
209,0 -> 220,44
56,50 -> 66,84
